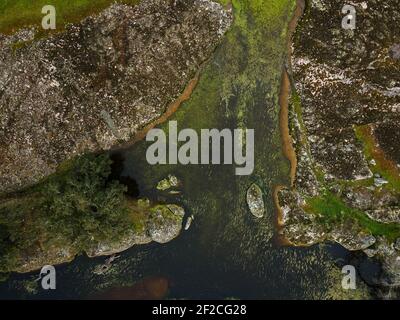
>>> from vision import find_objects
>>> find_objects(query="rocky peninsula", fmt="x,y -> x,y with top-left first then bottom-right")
277,0 -> 400,292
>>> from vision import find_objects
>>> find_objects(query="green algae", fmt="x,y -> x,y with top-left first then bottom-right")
117,0 -> 353,298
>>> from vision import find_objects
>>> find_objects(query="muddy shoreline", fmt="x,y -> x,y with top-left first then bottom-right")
274,0 -> 305,235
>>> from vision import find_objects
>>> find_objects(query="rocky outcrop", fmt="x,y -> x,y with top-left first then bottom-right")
365,208 -> 400,224
14,200 -> 185,273
147,204 -> 185,244
289,0 -> 400,182
277,0 -> 400,293
156,174 -> 181,191
87,203 -> 185,257
14,242 -> 77,274
0,0 -> 232,195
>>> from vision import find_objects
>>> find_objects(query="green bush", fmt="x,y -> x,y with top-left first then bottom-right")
41,153 -> 131,249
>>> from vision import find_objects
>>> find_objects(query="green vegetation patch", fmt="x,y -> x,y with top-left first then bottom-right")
305,191 -> 400,242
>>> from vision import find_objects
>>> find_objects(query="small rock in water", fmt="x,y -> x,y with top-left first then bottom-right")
157,174 -> 180,191
93,254 -> 120,275
246,183 -> 265,218
184,215 -> 194,231
363,248 -> 377,258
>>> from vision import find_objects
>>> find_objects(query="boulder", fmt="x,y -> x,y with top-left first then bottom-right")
246,183 -> 265,218
148,204 -> 185,244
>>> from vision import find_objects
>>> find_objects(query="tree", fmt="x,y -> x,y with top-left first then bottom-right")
41,153 -> 132,249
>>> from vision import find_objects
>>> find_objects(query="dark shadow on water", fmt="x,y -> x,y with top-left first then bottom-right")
108,151 -> 140,198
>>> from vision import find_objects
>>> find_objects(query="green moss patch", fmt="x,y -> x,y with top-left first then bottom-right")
305,191 -> 400,242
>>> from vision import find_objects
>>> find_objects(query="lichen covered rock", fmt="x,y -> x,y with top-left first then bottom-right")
156,174 -> 181,191
246,183 -> 265,218
148,204 -> 185,244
